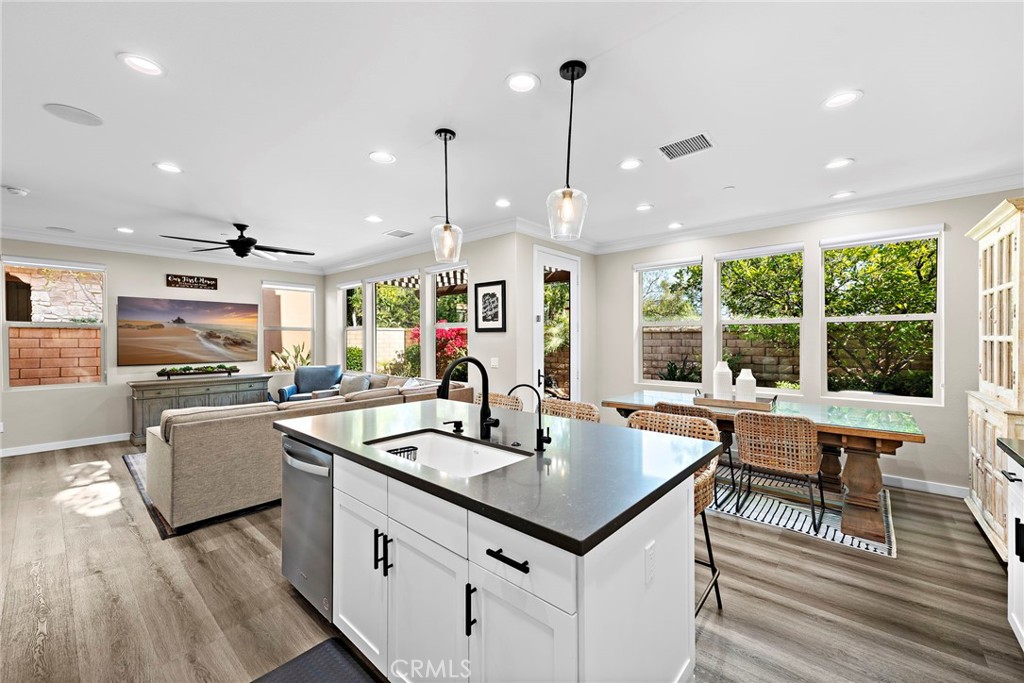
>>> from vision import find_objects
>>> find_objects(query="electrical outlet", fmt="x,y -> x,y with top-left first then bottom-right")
644,540 -> 656,585
490,357 -> 499,369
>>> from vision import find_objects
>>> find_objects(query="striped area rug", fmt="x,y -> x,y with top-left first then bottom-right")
707,468 -> 897,558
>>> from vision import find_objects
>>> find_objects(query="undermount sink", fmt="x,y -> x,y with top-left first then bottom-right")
367,429 -> 529,478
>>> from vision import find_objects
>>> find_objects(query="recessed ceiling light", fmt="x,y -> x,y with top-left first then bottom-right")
822,90 -> 863,109
495,198 -> 511,208
43,103 -> 103,126
619,158 -> 643,170
369,151 -> 396,164
115,227 -> 134,234
153,161 -> 182,173
825,157 -> 855,170
45,226 -> 75,233
364,215 -> 383,223
668,222 -> 684,230
117,53 -> 163,76
636,203 -> 654,212
722,185 -> 736,191
506,72 -> 540,93
830,190 -> 856,200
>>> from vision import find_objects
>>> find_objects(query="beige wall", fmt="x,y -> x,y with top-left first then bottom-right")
0,239 -> 324,452
594,190 -> 1023,490
324,226 -> 597,406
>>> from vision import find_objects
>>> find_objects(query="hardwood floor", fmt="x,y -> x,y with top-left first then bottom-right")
1,442 -> 1021,681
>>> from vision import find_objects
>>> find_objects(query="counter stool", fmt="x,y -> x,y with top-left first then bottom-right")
626,410 -> 723,615
655,401 -> 735,506
474,392 -> 523,411
540,398 -> 600,422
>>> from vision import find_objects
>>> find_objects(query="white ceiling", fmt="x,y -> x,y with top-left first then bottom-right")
2,1 -> 1022,273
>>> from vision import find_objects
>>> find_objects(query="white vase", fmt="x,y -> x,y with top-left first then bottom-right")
735,368 -> 757,403
712,361 -> 733,399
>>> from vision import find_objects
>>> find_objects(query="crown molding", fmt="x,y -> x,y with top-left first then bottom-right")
0,227 -> 325,275
591,172 -> 1024,255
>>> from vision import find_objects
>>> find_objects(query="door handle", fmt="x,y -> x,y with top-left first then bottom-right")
1016,518 -> 1023,562
284,453 -> 330,478
382,534 -> 394,577
465,583 -> 477,636
486,547 -> 530,574
1001,469 -> 1023,483
373,529 -> 384,571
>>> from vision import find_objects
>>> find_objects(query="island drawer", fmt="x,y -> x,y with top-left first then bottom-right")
468,513 -> 577,615
178,384 -> 236,396
335,457 -> 388,513
388,479 -> 467,557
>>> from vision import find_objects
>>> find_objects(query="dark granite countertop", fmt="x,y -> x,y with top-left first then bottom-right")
997,438 -> 1024,470
274,399 -> 721,555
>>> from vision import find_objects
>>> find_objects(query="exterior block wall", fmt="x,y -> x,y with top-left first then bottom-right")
8,327 -> 102,387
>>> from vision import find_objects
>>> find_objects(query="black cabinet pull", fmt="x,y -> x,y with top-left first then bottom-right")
1002,469 -> 1023,483
383,534 -> 394,577
465,583 -> 477,636
373,529 -> 384,571
486,547 -> 530,574
1016,518 -> 1023,562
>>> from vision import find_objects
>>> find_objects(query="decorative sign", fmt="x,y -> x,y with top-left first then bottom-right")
166,274 -> 218,290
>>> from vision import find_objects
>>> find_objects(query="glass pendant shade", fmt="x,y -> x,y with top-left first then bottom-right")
546,187 -> 588,241
431,222 -> 463,263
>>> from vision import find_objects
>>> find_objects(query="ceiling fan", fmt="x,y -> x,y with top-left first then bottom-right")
160,223 -> 315,260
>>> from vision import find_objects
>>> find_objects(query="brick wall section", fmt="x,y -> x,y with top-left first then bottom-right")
642,327 -> 704,381
642,327 -> 799,385
8,327 -> 102,387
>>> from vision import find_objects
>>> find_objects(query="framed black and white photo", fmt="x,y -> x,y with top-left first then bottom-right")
474,280 -> 506,332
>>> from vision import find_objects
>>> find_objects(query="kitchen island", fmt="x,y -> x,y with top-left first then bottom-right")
275,398 -> 720,683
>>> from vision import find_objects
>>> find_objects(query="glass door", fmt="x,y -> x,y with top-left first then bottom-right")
533,248 -> 581,403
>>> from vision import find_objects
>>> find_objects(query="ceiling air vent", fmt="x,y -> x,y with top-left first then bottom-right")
384,229 -> 413,238
658,133 -> 713,161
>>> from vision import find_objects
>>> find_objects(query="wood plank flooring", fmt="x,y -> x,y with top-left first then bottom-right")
1,442 -> 1021,682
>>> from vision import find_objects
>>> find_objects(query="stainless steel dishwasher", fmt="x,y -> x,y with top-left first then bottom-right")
281,436 -> 333,621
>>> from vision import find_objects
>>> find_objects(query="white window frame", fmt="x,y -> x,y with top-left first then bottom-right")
2,256 -> 108,390
336,281 -> 365,372
366,270 -> 421,376
716,244 -> 805,395
818,225 -> 944,407
634,257 -> 703,388
426,262 -> 469,380
261,281 -> 316,372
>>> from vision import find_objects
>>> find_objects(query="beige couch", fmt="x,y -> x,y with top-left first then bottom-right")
145,376 -> 471,529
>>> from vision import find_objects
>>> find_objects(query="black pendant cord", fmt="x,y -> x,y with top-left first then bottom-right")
443,137 -> 450,224
565,76 -> 575,189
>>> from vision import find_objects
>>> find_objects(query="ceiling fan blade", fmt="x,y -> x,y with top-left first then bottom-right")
253,244 -> 316,256
161,235 -> 229,246
251,249 -> 278,261
190,246 -> 232,253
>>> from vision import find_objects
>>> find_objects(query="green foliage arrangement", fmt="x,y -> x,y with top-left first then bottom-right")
157,364 -> 239,377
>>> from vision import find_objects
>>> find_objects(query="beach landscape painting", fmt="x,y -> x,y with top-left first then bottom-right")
117,296 -> 258,366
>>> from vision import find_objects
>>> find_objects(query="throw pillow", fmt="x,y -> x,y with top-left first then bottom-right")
339,373 -> 371,395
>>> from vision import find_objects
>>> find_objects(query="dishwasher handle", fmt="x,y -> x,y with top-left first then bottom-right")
284,453 -> 331,478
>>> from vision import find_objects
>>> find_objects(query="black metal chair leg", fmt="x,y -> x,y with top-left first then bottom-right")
807,475 -> 821,533
735,464 -> 753,515
702,511 -> 722,610
816,471 -> 826,529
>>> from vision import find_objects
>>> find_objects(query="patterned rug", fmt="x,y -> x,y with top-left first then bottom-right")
708,466 -> 897,558
122,452 -> 280,540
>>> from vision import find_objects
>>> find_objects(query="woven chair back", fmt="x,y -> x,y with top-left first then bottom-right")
734,410 -> 820,475
541,398 -> 600,423
654,402 -> 717,423
474,392 -> 523,411
626,410 -> 721,515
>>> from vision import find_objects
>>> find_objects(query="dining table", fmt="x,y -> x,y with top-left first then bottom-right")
601,390 -> 927,543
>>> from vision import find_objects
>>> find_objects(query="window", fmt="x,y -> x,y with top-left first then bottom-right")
822,232 -> 939,399
433,267 -> 468,379
340,285 -> 365,372
3,259 -> 105,387
373,275 -> 421,376
718,246 -> 803,389
262,283 -> 315,371
637,260 -> 702,383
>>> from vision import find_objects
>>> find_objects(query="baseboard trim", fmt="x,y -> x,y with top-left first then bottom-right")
883,474 -> 968,499
1,433 -> 132,458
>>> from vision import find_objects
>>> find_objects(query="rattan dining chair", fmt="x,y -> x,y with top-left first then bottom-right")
540,398 -> 601,423
733,410 -> 825,532
474,392 -> 523,411
654,401 -> 735,505
626,410 -> 723,615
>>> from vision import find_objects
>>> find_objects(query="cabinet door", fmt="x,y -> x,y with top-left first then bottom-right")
237,389 -> 268,404
387,519 -> 469,683
141,396 -> 177,429
1008,487 -> 1024,650
467,563 -> 577,683
208,391 -> 236,407
178,394 -> 210,409
334,489 -> 389,674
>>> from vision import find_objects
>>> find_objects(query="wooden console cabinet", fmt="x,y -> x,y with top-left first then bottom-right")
967,198 -> 1024,561
126,374 -> 272,445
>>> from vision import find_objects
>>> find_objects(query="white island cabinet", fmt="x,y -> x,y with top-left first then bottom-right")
1006,446 -> 1024,650
332,456 -> 695,683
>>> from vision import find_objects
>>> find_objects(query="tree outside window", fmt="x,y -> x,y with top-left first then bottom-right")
342,286 -> 365,371
639,264 -> 702,382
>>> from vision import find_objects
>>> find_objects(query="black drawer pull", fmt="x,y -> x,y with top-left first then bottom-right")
1001,470 -> 1023,483
1016,518 -> 1023,562
465,583 -> 477,636
486,547 -> 530,574
373,529 -> 384,570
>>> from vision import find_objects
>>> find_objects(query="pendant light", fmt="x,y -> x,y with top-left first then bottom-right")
547,60 -> 588,241
431,128 -> 463,263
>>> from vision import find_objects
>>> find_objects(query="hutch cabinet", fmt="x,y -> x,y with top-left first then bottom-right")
967,198 -> 1024,561
126,373 -> 272,445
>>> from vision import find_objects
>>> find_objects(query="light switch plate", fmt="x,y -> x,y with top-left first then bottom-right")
644,540 -> 656,585
490,357 -> 499,369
